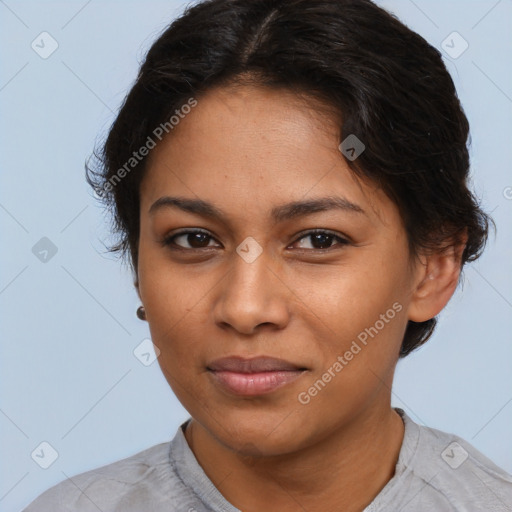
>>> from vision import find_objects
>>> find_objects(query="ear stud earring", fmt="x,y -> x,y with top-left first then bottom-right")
136,306 -> 147,320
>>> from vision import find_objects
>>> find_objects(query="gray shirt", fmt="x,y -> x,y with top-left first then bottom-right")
23,408 -> 512,511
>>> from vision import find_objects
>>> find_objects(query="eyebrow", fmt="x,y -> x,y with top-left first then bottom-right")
148,195 -> 365,223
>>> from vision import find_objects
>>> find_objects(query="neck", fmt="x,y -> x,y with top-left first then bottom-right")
185,404 -> 404,512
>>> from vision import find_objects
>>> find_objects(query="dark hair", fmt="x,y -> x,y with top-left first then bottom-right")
86,0 -> 492,357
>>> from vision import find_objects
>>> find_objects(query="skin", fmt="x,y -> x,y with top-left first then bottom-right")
136,84 -> 464,512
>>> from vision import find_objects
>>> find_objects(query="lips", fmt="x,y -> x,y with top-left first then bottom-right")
208,356 -> 305,373
207,356 -> 307,396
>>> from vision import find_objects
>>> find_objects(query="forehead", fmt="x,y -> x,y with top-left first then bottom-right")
140,84 -> 396,228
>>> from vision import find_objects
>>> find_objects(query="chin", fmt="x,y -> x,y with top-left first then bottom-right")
204,407 -> 311,456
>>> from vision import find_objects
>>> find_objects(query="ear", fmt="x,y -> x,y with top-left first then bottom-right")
407,236 -> 467,323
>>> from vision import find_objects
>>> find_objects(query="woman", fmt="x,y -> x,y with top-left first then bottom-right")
24,0 -> 512,510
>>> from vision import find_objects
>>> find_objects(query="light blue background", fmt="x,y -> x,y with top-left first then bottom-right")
1,1 -> 511,510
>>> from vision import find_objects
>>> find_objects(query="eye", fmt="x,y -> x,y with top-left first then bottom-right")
161,229 -> 220,250
290,229 -> 350,251
161,228 -> 350,252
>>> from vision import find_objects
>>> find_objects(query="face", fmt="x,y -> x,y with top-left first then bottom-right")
137,84 -> 420,456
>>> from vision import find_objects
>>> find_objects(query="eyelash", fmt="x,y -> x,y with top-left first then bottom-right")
160,228 -> 350,252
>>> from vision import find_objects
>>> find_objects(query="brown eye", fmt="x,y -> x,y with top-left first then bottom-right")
292,230 -> 349,251
162,229 -> 220,250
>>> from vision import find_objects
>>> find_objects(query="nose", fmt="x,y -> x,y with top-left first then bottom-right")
213,246 -> 291,335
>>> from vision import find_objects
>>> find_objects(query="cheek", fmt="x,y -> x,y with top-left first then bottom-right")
138,236 -> 213,314
294,300 -> 407,428
306,260 -> 407,333
295,252 -> 410,380
137,246 -> 203,354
